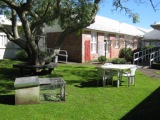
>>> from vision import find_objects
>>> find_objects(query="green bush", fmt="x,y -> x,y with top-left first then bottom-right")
15,50 -> 28,61
39,50 -> 47,58
143,45 -> 155,50
119,48 -> 132,62
98,56 -> 107,64
106,58 -> 114,63
112,58 -> 126,64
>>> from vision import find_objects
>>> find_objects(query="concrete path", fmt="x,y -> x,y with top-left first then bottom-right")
137,67 -> 160,79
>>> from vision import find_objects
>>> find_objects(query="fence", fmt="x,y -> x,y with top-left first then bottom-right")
47,48 -> 68,63
150,49 -> 160,66
133,47 -> 160,65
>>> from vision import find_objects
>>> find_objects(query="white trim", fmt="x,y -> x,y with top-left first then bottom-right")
115,35 -> 120,48
0,32 -> 6,35
91,31 -> 97,53
0,34 -> 8,47
104,33 -> 109,53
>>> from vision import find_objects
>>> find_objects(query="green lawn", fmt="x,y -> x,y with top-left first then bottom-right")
0,60 -> 160,120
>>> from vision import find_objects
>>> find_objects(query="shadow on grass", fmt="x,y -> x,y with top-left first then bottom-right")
0,94 -> 15,105
0,68 -> 20,94
74,79 -> 98,88
0,68 -> 20,80
75,79 -> 115,88
121,87 -> 160,120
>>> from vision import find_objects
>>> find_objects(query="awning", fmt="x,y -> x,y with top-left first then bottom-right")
142,29 -> 160,42
151,22 -> 160,30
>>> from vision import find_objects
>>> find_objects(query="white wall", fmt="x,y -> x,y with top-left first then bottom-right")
0,32 -> 19,59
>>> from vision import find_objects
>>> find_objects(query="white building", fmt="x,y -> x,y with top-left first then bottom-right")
0,15 -> 20,59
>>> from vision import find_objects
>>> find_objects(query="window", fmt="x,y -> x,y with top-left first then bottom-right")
119,35 -> 124,48
0,34 -> 8,47
0,33 -> 17,48
104,34 -> 110,53
124,36 -> 133,48
91,31 -> 97,53
115,35 -> 120,48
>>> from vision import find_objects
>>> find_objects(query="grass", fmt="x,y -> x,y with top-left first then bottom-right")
155,71 -> 160,75
0,60 -> 160,120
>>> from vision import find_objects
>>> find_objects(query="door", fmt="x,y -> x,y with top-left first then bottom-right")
85,40 -> 91,61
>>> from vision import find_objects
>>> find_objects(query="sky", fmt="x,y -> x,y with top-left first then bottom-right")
97,0 -> 160,29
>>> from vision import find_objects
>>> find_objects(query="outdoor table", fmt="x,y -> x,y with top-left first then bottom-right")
101,64 -> 137,87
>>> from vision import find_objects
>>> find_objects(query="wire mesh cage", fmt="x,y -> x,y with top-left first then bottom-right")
39,77 -> 66,102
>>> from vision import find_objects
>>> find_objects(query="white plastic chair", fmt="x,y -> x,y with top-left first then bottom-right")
96,67 -> 113,87
122,66 -> 137,87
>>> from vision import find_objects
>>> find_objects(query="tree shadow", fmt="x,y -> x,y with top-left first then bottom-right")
74,79 -> 98,88
0,68 -> 21,80
75,79 -> 115,88
0,94 -> 15,105
121,87 -> 160,120
0,68 -> 20,94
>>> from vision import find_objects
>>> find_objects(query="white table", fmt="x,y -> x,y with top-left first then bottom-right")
101,64 -> 137,87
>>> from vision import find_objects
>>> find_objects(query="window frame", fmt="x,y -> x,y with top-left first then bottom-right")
104,34 -> 110,53
115,34 -> 120,48
0,34 -> 8,48
91,31 -> 97,54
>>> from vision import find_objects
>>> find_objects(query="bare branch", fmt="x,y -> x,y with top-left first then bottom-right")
43,2 -> 51,17
149,0 -> 156,12
1,0 -> 19,10
30,0 -> 61,33
112,0 -> 140,23
94,0 -> 101,4
11,9 -> 19,39
29,10 -> 39,20
21,0 -> 33,11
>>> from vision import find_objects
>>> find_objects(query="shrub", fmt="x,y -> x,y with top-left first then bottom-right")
119,48 -> 132,62
98,56 -> 107,64
15,50 -> 28,61
106,58 -> 114,63
39,50 -> 47,59
143,45 -> 155,50
112,58 -> 126,64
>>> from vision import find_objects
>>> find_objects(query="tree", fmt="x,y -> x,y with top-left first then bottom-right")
0,0 -> 101,65
0,0 -> 156,65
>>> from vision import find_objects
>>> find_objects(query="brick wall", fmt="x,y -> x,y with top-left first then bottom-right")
47,31 -> 140,63
47,32 -> 82,62
109,34 -> 139,58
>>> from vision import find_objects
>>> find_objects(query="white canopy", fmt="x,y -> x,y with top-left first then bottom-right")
151,22 -> 160,30
86,16 -> 147,37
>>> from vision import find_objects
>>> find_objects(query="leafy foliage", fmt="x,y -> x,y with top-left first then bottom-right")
112,58 -> 126,64
119,48 -> 132,62
0,0 -> 100,65
15,50 -> 28,61
98,55 -> 107,63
